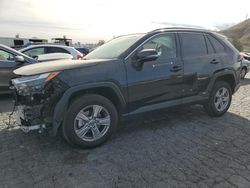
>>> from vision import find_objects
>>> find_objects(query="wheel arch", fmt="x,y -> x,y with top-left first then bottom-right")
242,65 -> 247,70
207,69 -> 238,95
215,74 -> 236,93
52,82 -> 127,136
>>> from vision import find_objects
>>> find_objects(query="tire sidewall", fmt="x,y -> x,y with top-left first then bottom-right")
209,81 -> 232,116
63,95 -> 118,148
241,68 -> 246,79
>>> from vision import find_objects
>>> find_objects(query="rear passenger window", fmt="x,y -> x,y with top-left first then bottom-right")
47,47 -> 70,54
205,35 -> 215,54
180,33 -> 207,57
207,35 -> 225,53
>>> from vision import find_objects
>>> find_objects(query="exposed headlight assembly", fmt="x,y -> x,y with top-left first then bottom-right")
11,72 -> 60,95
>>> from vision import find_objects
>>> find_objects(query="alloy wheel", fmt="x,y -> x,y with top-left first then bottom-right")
74,105 -> 111,142
214,87 -> 230,112
240,68 -> 246,79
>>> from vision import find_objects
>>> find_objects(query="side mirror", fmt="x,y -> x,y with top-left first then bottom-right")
15,55 -> 25,63
134,49 -> 159,68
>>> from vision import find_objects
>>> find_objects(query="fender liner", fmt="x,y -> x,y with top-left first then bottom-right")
51,82 -> 126,136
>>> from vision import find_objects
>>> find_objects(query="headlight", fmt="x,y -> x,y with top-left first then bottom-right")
12,72 -> 60,94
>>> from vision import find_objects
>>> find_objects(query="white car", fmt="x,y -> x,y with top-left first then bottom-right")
36,53 -> 73,62
19,44 -> 83,59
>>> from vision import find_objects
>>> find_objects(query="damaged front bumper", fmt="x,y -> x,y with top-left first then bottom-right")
15,105 -> 46,133
11,72 -> 68,134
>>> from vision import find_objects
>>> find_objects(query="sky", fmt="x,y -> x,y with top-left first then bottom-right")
0,0 -> 250,43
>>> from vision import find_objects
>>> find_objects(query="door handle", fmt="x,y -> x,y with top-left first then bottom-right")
170,65 -> 182,72
152,61 -> 174,68
210,59 -> 220,64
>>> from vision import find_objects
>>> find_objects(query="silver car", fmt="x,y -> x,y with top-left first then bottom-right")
19,44 -> 83,60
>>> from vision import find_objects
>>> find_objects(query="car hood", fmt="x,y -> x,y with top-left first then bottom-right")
14,59 -> 109,76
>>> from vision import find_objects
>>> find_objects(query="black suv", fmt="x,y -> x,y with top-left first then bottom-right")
11,28 -> 241,148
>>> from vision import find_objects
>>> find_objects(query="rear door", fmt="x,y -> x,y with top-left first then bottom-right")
0,49 -> 21,91
179,32 -> 223,97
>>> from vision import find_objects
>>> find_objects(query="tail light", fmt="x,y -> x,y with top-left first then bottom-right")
77,53 -> 83,60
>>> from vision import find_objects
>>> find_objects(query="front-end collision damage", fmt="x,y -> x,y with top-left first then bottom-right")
11,72 -> 68,133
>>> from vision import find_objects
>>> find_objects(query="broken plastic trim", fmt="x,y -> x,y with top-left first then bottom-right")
20,124 -> 46,133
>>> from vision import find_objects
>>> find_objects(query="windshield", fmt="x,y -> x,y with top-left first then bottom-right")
84,34 -> 144,59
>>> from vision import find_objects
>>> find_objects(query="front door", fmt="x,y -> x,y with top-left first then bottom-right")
125,33 -> 184,112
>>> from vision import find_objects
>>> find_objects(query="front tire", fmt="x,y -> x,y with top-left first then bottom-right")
62,94 -> 118,148
204,81 -> 232,117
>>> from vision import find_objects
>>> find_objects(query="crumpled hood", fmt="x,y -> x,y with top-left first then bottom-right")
14,59 -> 108,76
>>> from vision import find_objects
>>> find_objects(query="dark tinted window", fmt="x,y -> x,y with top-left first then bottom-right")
205,35 -> 215,54
207,35 -> 225,53
47,47 -> 70,54
180,33 -> 207,57
141,33 -> 176,59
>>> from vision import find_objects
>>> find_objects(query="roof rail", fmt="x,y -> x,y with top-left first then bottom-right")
149,27 -> 209,33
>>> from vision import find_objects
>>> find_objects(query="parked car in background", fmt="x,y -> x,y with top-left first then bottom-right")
0,44 -> 73,94
11,28 -> 241,148
75,47 -> 89,56
19,44 -> 83,59
240,52 -> 250,79
0,44 -> 36,93
241,52 -> 250,61
243,52 -> 250,57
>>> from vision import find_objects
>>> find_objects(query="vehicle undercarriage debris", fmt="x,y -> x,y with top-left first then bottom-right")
11,72 -> 68,133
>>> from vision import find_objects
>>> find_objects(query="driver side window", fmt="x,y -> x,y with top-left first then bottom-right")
141,33 -> 177,60
0,50 -> 15,61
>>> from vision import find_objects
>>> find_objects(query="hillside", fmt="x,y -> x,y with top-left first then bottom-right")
220,19 -> 250,51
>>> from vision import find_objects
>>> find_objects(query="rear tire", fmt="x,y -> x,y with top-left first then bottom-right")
62,94 -> 118,148
240,67 -> 247,79
204,81 -> 232,117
